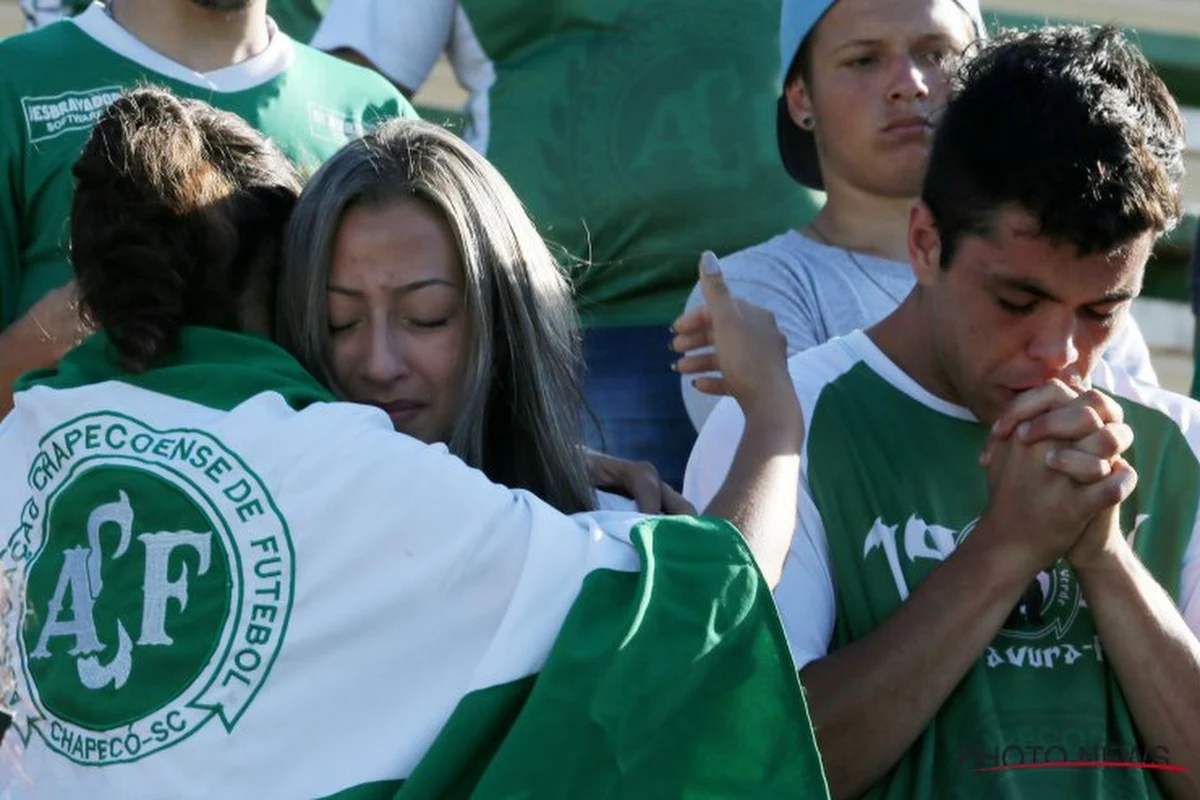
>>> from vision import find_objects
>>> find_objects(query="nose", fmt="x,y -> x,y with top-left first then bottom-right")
1027,317 -> 1081,376
889,55 -> 932,103
361,321 -> 410,385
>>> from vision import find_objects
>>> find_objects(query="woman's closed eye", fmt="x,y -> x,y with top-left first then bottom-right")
408,316 -> 451,330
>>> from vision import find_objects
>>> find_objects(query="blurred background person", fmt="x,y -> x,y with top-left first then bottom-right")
308,0 -> 823,489
19,0 -> 327,41
0,0 -> 414,418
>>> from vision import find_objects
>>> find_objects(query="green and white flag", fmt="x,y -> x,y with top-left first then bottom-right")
0,328 -> 828,799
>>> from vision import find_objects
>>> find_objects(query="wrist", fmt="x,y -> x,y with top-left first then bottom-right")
1067,526 -> 1129,578
959,513 -> 1050,588
741,388 -> 803,441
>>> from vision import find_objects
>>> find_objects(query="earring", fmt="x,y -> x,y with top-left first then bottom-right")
799,115 -> 815,131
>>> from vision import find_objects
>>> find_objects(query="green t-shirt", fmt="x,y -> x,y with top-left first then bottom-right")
687,330 -> 1200,798
457,0 -> 821,327
0,5 -> 414,328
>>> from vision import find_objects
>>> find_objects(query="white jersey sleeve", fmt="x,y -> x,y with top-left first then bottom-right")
1096,362 -> 1200,634
683,392 -> 836,668
1104,313 -> 1159,387
311,0 -> 457,93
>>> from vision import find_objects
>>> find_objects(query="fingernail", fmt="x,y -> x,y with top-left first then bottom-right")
992,420 -> 1003,434
701,251 -> 721,275
670,361 -> 679,372
1044,448 -> 1056,466
1017,422 -> 1031,439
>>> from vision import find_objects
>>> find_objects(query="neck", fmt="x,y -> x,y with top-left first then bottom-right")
807,179 -> 917,264
869,291 -> 960,405
107,0 -> 270,74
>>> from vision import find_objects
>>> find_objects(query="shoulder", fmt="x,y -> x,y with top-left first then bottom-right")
786,335 -> 870,408
0,19 -> 80,63
720,231 -> 828,285
288,40 -> 416,116
1096,364 -> 1200,442
683,233 -> 828,321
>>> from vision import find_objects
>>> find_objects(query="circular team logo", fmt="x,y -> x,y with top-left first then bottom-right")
1001,561 -> 1083,641
5,412 -> 293,765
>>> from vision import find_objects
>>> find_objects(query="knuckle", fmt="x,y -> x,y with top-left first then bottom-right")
1095,428 -> 1121,456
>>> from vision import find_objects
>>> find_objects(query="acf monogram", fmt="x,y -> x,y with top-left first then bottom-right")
2,412 -> 294,765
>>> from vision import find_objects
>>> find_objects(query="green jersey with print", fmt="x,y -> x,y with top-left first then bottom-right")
0,8 -> 414,328
457,0 -> 821,328
795,332 -> 1199,798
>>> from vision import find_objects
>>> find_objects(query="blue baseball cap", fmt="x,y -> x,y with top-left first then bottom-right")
776,0 -> 988,189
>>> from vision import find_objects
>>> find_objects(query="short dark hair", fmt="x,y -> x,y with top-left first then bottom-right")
923,25 -> 1185,267
71,87 -> 301,372
785,34 -> 815,90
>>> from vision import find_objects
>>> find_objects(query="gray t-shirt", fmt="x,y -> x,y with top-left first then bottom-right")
680,230 -> 1159,430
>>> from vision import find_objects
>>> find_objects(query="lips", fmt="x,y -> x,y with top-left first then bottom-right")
370,399 -> 427,426
882,116 -> 931,138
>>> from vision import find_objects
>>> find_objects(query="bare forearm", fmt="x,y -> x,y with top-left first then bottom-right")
702,395 -> 803,587
1077,544 -> 1200,798
801,527 -> 1034,798
0,318 -> 71,417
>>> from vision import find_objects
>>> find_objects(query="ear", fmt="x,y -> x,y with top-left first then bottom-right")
909,201 -> 943,287
784,77 -> 815,130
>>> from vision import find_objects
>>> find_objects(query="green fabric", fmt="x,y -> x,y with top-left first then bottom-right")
457,0 -> 821,327
266,0 -> 330,44
12,323 -> 829,795
326,515 -> 830,798
396,515 -> 828,798
0,19 -> 414,328
1193,325 -> 1200,400
16,327 -> 335,412
806,361 -> 1196,798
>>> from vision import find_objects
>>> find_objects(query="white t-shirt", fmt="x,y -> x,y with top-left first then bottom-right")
311,0 -> 496,152
680,230 -> 1160,431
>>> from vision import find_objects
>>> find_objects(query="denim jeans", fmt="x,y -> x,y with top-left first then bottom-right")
582,324 -> 697,489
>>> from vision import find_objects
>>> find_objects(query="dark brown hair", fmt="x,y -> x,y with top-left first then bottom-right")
923,25 -> 1185,266
71,86 -> 302,372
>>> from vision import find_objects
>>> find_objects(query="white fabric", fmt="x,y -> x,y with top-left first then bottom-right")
312,0 -> 454,93
1091,360 -> 1200,635
680,230 -> 1160,431
684,330 -> 1200,669
311,0 -> 495,152
71,3 -> 294,93
20,0 -> 67,30
0,380 -> 645,798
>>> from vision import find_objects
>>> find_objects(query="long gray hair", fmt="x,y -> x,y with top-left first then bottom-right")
276,119 -> 596,512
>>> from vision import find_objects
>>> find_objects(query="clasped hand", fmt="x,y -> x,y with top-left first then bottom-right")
979,379 -> 1138,574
